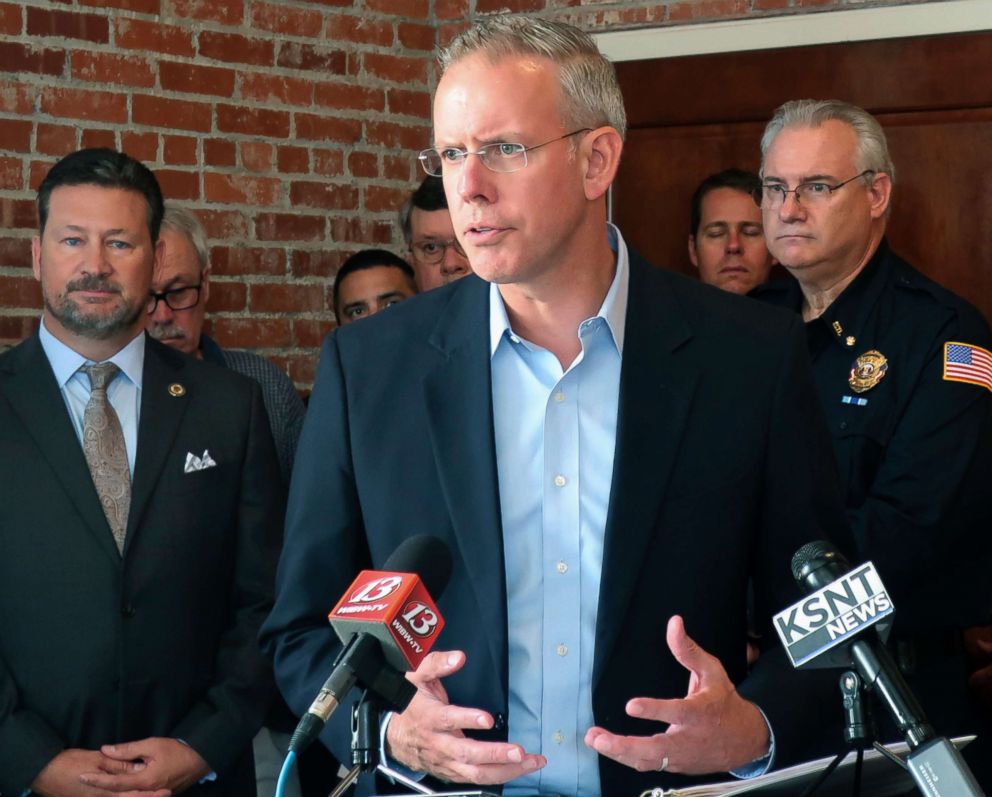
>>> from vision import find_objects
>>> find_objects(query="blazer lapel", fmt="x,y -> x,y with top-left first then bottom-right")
594,257 -> 699,688
3,335 -> 122,563
422,279 -> 508,707
125,337 -> 188,554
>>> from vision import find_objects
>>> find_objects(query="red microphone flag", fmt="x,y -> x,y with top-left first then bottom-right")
328,570 -> 445,672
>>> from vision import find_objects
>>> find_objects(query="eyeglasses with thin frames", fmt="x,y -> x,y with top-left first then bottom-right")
754,170 -> 876,209
411,238 -> 466,265
147,284 -> 202,314
418,128 -> 592,177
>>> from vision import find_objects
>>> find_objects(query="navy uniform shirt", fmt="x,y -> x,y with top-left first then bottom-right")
753,240 -> 992,638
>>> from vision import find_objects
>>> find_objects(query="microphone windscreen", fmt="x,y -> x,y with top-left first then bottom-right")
791,540 -> 837,582
383,534 -> 453,599
791,540 -> 852,594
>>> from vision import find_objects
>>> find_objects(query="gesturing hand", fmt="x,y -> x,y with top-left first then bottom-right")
585,615 -> 770,775
386,649 -> 546,785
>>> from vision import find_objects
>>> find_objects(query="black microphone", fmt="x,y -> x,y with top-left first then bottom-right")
783,542 -> 985,795
787,541 -> 933,748
288,535 -> 453,754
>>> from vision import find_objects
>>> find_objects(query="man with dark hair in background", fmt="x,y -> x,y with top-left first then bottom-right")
0,148 -> 282,796
399,175 -> 471,291
688,169 -> 774,295
332,248 -> 417,326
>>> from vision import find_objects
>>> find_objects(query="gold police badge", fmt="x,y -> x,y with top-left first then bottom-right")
849,350 -> 888,393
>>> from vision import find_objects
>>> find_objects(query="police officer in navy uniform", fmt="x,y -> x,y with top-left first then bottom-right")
752,100 -> 992,784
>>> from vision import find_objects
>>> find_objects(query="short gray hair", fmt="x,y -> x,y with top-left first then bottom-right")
760,99 -> 895,184
439,17 -> 627,140
160,204 -> 209,272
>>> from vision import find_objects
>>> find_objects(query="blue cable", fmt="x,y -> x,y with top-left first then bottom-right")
275,749 -> 297,797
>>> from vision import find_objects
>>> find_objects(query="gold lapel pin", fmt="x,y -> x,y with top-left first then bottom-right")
168,383 -> 186,397
845,336 -> 856,347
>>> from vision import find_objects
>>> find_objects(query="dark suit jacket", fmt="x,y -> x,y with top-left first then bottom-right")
0,334 -> 284,796
261,254 -> 848,795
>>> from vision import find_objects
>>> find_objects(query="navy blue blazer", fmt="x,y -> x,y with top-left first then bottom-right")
262,253 -> 848,795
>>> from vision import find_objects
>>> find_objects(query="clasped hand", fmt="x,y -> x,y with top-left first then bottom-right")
32,738 -> 210,797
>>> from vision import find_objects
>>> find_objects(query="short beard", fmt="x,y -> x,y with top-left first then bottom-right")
44,274 -> 145,341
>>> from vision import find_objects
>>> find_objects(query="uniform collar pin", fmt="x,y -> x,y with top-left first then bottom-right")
168,383 -> 186,397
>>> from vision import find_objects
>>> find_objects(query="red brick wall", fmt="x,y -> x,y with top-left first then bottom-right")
0,0 -> 435,387
0,0 -> 939,388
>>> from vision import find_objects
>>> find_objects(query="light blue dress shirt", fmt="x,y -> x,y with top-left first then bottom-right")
492,225 -> 628,797
38,320 -> 144,475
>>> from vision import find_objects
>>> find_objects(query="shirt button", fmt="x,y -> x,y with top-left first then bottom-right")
553,730 -> 564,744
556,643 -> 568,656
554,474 -> 566,488
840,421 -> 848,430
554,391 -> 565,402
556,561 -> 568,574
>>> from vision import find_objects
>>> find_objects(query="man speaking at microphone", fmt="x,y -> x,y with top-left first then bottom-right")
261,17 -> 847,796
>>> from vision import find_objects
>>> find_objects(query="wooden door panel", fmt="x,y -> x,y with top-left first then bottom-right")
618,33 -> 992,128
884,111 -> 992,313
614,122 -> 764,280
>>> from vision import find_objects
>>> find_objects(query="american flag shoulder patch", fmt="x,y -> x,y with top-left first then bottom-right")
943,341 -> 992,392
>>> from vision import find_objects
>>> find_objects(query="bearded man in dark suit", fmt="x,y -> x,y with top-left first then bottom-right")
0,148 -> 282,796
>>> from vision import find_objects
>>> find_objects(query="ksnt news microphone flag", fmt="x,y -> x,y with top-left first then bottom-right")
773,560 -> 893,668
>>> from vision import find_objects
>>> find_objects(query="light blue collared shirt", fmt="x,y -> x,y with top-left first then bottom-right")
38,320 -> 144,475
492,224 -> 627,797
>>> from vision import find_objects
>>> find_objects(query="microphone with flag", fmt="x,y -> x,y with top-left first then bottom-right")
774,540 -> 984,796
774,541 -> 895,670
288,534 -> 452,755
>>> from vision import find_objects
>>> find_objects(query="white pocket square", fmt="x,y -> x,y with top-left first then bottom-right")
184,450 -> 217,474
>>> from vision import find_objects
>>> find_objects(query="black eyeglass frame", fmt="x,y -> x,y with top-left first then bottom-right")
410,238 -> 466,265
147,283 -> 203,314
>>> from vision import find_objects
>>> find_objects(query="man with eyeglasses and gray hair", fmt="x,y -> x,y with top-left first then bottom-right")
752,99 -> 992,781
263,18 -> 848,797
146,204 -> 305,486
399,175 -> 472,291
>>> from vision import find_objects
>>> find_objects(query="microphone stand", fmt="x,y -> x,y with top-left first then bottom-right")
800,667 -> 985,797
800,671 -> 873,797
329,695 -> 436,797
